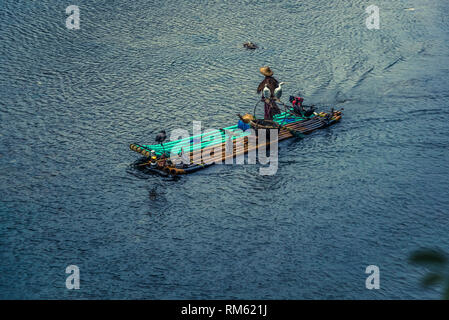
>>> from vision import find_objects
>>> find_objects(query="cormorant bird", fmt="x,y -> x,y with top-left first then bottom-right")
263,84 -> 271,100
274,82 -> 286,101
149,187 -> 157,201
243,42 -> 258,50
303,106 -> 316,117
155,130 -> 167,152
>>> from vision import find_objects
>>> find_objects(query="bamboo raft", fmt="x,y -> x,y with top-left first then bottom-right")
130,108 -> 342,176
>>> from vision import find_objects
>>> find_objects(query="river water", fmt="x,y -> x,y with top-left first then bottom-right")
1,0 -> 448,299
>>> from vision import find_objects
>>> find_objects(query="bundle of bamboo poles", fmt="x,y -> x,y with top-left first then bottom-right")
138,110 -> 308,156
186,111 -> 341,165
131,109 -> 342,171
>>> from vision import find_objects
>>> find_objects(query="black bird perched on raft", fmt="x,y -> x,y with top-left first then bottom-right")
155,130 -> 166,144
303,106 -> 316,117
155,130 -> 167,152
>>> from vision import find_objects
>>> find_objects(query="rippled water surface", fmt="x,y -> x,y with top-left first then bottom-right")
1,0 -> 449,299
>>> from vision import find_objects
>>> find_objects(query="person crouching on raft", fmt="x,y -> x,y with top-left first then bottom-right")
257,66 -> 281,120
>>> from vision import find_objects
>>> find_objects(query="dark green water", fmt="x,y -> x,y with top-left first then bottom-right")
1,0 -> 448,299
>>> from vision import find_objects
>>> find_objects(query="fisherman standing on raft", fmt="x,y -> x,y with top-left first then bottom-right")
257,66 -> 281,120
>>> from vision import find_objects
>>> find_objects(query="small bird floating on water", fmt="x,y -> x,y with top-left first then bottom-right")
243,41 -> 258,50
274,82 -> 286,101
149,187 -> 157,200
